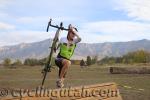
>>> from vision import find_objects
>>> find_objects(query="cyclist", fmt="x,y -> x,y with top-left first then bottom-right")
55,25 -> 81,88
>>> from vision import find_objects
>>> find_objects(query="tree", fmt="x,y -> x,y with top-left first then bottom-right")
92,56 -> 98,64
99,50 -> 150,65
98,56 -> 109,65
13,59 -> 22,66
39,58 -> 47,65
87,56 -> 92,66
115,57 -> 123,63
24,58 -> 39,66
3,58 -> 11,66
80,59 -> 85,66
108,57 -> 115,64
123,50 -> 149,63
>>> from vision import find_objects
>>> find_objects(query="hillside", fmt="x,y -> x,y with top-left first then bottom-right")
0,39 -> 150,61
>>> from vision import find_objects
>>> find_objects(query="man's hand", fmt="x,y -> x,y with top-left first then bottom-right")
68,24 -> 78,35
68,24 -> 75,31
68,24 -> 81,43
68,24 -> 73,30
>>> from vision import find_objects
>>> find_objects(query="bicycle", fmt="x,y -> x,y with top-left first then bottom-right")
41,18 -> 69,86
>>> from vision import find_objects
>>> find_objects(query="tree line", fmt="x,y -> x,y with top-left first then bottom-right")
2,56 -> 97,67
98,50 -> 150,65
2,57 -> 55,67
2,50 -> 150,67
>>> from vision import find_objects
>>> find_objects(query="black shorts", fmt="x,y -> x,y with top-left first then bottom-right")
55,57 -> 63,69
55,57 -> 67,78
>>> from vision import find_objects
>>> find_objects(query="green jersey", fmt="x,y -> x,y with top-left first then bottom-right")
57,37 -> 81,60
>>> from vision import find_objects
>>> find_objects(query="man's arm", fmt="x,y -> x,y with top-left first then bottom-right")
72,28 -> 81,43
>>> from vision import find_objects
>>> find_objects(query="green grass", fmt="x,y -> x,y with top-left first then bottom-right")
0,65 -> 150,100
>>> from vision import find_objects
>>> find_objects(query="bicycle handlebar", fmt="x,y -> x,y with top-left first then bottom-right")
46,19 -> 69,32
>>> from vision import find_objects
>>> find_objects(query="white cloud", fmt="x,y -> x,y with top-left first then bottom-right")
0,0 -> 12,8
1,20 -> 150,46
17,16 -> 82,25
0,29 -> 69,46
114,0 -> 150,21
1,0 -> 150,46
80,21 -> 150,43
17,16 -> 48,24
81,21 -> 150,34
0,31 -> 47,46
0,12 -> 8,18
0,22 -> 15,30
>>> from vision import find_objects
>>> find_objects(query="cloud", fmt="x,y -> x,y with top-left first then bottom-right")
17,16 -> 48,24
81,21 -> 150,34
15,16 -> 83,33
0,22 -> 15,30
0,0 -> 12,8
0,12 -> 8,18
1,20 -> 150,46
0,29 -> 70,46
80,21 -> 150,43
114,0 -> 150,21
17,16 -> 81,25
0,30 -> 52,46
1,0 -> 150,46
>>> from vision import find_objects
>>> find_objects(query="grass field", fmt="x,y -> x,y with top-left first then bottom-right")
0,64 -> 150,100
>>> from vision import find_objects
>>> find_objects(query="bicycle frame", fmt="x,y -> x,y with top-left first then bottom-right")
41,19 -> 69,86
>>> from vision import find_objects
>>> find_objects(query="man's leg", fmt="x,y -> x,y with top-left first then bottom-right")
59,59 -> 71,80
55,58 -> 64,88
56,58 -> 71,88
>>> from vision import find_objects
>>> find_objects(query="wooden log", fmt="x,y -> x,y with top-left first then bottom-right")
110,67 -> 150,74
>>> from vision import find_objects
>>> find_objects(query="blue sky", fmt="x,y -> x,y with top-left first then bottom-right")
0,0 -> 150,46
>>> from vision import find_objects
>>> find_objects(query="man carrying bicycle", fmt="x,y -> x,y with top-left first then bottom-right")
55,25 -> 81,88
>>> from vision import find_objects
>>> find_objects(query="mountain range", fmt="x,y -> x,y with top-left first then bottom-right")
0,39 -> 150,61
